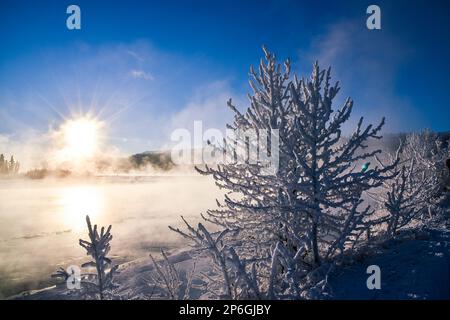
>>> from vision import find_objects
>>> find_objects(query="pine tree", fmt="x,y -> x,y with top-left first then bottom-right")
9,156 -> 15,174
171,48 -> 397,299
0,154 -> 5,174
287,62 -> 398,265
194,47 -> 293,258
14,161 -> 20,174
0,154 -> 20,175
78,215 -> 118,299
52,216 -> 118,299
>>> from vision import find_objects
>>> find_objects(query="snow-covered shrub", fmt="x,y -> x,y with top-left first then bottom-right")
78,215 -> 119,299
444,158 -> 450,191
368,147 -> 426,236
149,248 -> 196,300
52,215 -> 118,299
171,48 -> 397,299
402,130 -> 449,218
170,219 -> 263,299
368,130 -> 449,237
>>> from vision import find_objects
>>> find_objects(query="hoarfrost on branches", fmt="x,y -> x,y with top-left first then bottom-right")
149,249 -> 196,300
52,215 -> 119,299
171,47 -> 398,299
370,130 -> 450,236
78,215 -> 119,299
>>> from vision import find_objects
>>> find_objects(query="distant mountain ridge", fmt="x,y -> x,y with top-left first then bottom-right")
129,150 -> 175,171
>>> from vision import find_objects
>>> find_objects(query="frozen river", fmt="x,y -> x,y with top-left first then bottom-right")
0,175 -> 222,298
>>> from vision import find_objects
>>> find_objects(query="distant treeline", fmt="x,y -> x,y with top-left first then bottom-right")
93,150 -> 175,174
25,168 -> 71,179
0,154 -> 20,175
23,150 -> 175,179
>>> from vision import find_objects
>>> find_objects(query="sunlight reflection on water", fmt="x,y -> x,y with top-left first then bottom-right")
57,186 -> 105,231
0,176 -> 223,298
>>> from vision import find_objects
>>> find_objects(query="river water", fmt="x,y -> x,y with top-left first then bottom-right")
0,175 -> 221,298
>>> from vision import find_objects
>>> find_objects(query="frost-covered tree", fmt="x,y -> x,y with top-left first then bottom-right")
51,216 -> 118,299
445,159 -> 450,191
287,63 -> 398,266
369,147 -> 427,236
402,130 -> 448,217
369,130 -> 449,236
171,48 -> 397,299
78,215 -> 118,299
170,219 -> 265,299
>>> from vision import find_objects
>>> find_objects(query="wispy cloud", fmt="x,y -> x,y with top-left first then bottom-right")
125,49 -> 145,62
170,80 -> 240,130
153,80 -> 245,150
298,19 -> 421,133
129,69 -> 154,80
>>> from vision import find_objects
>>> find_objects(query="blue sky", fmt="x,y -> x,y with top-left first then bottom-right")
0,0 -> 449,157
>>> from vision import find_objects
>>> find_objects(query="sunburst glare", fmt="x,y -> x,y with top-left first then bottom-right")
55,116 -> 105,163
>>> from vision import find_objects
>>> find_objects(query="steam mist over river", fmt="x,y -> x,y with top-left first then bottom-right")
0,175 -> 223,298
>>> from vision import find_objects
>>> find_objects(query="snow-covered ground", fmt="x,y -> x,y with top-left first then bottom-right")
329,227 -> 450,299
11,223 -> 450,300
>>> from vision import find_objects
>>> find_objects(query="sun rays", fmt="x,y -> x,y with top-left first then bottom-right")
61,117 -> 101,158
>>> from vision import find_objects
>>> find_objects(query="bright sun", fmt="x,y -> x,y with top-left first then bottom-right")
61,117 -> 101,158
